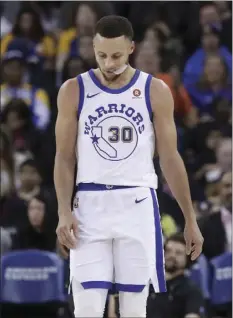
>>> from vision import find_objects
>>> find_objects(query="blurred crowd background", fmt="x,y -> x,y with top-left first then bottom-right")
0,1 -> 232,318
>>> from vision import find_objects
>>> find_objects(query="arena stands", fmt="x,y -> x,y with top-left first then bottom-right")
0,2 -> 232,317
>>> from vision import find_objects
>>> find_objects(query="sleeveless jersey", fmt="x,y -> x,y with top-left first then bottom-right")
76,69 -> 158,189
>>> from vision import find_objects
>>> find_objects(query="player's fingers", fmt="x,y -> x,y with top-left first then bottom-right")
191,243 -> 202,261
185,238 -> 192,255
59,228 -> 75,249
57,232 -> 67,247
62,230 -> 76,249
56,238 -> 69,259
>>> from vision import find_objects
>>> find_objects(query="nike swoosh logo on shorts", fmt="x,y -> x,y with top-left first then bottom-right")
135,197 -> 147,204
86,92 -> 100,98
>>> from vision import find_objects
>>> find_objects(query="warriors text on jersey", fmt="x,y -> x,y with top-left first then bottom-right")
76,69 -> 158,189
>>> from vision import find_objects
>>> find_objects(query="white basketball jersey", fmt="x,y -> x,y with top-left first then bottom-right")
76,69 -> 158,189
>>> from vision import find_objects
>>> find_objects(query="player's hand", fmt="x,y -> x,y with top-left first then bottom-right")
56,212 -> 78,250
56,238 -> 69,259
184,218 -> 204,261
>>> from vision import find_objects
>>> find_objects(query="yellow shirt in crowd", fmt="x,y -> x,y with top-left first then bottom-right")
1,33 -> 56,58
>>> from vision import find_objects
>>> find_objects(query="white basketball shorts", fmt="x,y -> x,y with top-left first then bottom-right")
70,183 -> 166,293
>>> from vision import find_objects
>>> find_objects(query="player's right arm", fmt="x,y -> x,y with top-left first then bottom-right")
54,78 -> 79,249
151,78 -> 203,261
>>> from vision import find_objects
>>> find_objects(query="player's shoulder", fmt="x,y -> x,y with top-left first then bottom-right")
150,76 -> 171,94
149,76 -> 174,113
150,76 -> 173,99
57,77 -> 80,112
59,77 -> 79,95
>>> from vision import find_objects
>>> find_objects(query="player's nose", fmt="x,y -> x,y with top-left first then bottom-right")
105,58 -> 115,70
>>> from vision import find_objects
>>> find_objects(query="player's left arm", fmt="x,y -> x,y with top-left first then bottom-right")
151,78 -> 203,261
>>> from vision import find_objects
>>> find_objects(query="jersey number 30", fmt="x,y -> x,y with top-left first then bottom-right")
108,126 -> 133,143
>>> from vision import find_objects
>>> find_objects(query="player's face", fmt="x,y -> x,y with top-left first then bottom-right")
93,34 -> 135,80
165,241 -> 187,274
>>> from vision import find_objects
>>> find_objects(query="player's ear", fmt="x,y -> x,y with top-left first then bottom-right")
130,41 -> 135,54
92,36 -> 96,49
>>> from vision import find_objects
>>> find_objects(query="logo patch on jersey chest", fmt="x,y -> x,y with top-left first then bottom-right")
133,88 -> 142,98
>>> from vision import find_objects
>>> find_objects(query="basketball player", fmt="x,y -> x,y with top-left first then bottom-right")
54,16 -> 204,317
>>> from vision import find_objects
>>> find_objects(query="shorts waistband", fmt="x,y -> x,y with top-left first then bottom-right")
76,183 -> 137,191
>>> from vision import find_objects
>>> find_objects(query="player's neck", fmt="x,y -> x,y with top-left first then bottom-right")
96,65 -> 135,89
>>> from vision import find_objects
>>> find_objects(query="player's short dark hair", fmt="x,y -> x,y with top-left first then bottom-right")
94,15 -> 134,40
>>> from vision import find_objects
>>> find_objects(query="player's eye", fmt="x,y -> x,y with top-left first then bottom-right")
112,55 -> 121,59
98,54 -> 106,59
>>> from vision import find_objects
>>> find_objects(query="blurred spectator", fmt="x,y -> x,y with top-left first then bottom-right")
26,2 -> 60,34
62,56 -> 89,82
1,99 -> 45,163
147,233 -> 205,318
56,2 -> 98,76
186,54 -> 232,115
157,64 -> 198,126
199,3 -> 221,27
193,135 -> 232,189
1,159 -> 43,229
78,35 -> 96,68
200,2 -> 232,52
0,227 -> 12,255
0,127 -> 15,202
0,7 -> 56,67
1,50 -> 51,130
212,98 -> 232,137
183,24 -> 232,87
150,21 -> 183,65
216,138 -> 232,174
134,41 -> 161,75
127,1 -> 161,42
197,128 -> 222,169
11,194 -> 56,251
214,1 -> 232,22
0,4 -> 12,37
142,26 -> 162,52
200,172 -> 232,259
57,1 -> 114,30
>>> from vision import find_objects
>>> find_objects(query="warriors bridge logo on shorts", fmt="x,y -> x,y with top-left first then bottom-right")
83,103 -> 145,161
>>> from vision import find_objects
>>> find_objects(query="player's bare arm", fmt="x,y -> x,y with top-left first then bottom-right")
151,78 -> 204,260
54,78 -> 79,249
